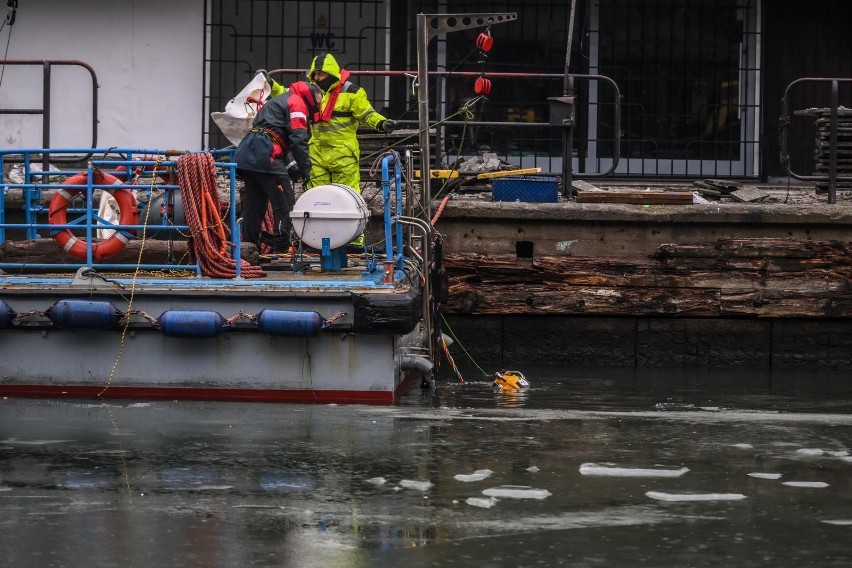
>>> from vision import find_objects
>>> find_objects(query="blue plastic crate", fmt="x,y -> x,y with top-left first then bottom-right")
492,175 -> 559,203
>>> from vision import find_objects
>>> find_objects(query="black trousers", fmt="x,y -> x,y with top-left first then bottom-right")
238,169 -> 295,250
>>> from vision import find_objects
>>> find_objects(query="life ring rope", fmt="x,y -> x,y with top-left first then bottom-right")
47,171 -> 139,261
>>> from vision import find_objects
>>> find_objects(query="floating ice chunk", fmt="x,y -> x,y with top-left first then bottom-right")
827,450 -> 849,457
399,479 -> 433,491
782,481 -> 829,488
482,485 -> 551,500
454,469 -> 494,482
646,491 -> 746,502
186,485 -> 233,491
580,463 -> 689,478
732,443 -> 754,449
842,456 -> 852,463
796,448 -> 825,456
821,519 -> 852,526
365,477 -> 386,486
0,487 -> 11,492
466,496 -> 499,509
748,472 -> 782,480
527,466 -> 540,473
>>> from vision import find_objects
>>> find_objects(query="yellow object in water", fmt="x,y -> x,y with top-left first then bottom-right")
492,370 -> 530,391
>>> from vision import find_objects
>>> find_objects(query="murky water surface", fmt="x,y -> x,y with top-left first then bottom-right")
1,366 -> 851,567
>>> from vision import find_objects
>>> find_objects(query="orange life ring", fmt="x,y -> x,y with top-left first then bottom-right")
48,171 -> 139,260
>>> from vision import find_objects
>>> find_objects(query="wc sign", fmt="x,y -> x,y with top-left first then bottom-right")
303,15 -> 343,53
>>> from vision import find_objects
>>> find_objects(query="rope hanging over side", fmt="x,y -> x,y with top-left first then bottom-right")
177,153 -> 266,278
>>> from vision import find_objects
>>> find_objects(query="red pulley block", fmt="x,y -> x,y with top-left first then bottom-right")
474,77 -> 492,96
475,32 -> 493,53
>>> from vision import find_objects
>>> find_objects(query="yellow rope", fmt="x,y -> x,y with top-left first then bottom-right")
99,157 -> 163,396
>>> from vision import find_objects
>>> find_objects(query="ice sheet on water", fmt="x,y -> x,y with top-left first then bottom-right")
454,469 -> 494,482
0,437 -> 74,445
748,472 -> 782,479
795,448 -> 848,457
482,485 -> 551,500
399,479 -> 433,491
782,481 -> 829,488
646,491 -> 746,502
580,463 -> 689,478
466,505 -> 716,534
466,496 -> 499,509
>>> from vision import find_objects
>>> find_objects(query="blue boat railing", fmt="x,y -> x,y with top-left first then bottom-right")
0,148 -> 238,276
381,151 -> 405,272
0,148 -> 410,280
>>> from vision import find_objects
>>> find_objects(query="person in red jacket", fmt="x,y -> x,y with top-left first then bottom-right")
234,81 -> 319,253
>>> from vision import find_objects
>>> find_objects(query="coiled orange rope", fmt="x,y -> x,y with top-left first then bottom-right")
177,152 -> 266,278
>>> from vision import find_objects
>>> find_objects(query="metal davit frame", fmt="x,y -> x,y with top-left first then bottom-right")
415,12 -> 517,219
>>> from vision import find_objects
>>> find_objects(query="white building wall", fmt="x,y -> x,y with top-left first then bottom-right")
0,0 -> 205,151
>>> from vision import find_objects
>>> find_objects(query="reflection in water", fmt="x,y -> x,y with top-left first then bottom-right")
494,388 -> 530,408
0,366 -> 851,567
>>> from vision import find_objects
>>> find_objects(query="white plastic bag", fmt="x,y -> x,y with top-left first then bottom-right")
96,192 -> 120,239
211,72 -> 271,146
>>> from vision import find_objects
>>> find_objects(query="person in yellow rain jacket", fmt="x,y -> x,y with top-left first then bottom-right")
306,52 -> 396,192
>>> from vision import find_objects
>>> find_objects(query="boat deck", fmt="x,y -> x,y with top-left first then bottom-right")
0,252 -> 405,293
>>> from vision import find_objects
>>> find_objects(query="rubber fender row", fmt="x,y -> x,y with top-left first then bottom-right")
0,299 -> 329,338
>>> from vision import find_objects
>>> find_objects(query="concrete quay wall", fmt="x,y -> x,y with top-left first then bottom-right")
434,199 -> 852,370
434,200 -> 852,258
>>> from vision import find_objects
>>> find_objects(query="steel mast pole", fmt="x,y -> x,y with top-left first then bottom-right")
415,12 -> 517,219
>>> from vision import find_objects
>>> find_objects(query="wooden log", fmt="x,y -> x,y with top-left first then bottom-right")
0,238 -> 260,268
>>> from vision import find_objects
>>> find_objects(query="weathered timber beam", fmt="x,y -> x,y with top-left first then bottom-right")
445,283 -> 721,316
721,291 -> 852,318
442,237 -> 852,318
0,238 -> 260,268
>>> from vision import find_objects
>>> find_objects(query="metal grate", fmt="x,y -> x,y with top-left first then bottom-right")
592,0 -> 762,177
206,0 -> 763,179
206,0 -> 390,150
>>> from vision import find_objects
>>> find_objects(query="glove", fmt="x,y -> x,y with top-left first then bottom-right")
286,161 -> 301,182
379,119 -> 396,134
256,68 -> 271,83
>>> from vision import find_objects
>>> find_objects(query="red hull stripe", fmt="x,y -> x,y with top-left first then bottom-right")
0,384 -> 396,405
